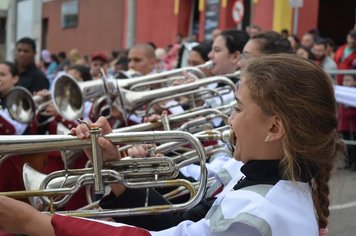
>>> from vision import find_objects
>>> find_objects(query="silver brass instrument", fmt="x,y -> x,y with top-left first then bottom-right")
0,129 -> 233,217
31,105 -> 231,170
6,86 -> 51,123
120,60 -> 211,90
144,87 -> 226,116
52,74 -> 236,120
90,95 -> 112,121
0,130 -> 207,216
115,69 -> 142,79
113,103 -> 233,132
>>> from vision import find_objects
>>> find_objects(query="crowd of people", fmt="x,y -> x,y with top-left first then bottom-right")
0,24 -> 355,236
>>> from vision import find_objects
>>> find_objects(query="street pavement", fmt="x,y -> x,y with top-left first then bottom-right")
328,159 -> 356,235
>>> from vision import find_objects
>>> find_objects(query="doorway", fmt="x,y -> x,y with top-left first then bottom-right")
318,0 -> 355,47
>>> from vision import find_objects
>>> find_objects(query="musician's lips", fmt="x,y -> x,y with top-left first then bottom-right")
231,133 -> 236,153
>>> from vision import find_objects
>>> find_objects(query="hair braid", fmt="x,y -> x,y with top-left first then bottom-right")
312,131 -> 344,228
312,167 -> 331,228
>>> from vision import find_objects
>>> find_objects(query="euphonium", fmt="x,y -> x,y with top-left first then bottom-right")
5,86 -> 51,123
0,130 -> 208,216
0,128 -> 234,217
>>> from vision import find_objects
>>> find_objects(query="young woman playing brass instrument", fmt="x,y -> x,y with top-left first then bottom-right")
0,54 -> 342,236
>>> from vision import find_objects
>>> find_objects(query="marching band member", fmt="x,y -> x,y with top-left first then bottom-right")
0,61 -> 28,197
0,61 -> 27,135
0,53 -> 341,236
128,43 -> 157,76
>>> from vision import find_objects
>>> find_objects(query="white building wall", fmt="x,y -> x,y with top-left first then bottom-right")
0,0 -> 10,10
6,0 -> 42,61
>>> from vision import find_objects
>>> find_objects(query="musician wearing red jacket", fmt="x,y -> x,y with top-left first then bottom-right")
334,29 -> 356,85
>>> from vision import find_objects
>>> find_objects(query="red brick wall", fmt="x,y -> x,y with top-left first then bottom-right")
136,0 -> 179,48
297,0 -> 319,36
42,0 -> 125,56
252,0 -> 274,31
220,0 -> 237,30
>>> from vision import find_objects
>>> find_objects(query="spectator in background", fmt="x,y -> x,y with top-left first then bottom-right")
312,39 -> 337,71
245,24 -> 262,37
14,37 -> 49,93
163,44 -> 181,70
288,34 -> 300,52
154,48 -> 167,73
338,74 -> 356,170
46,53 -> 59,83
308,28 -> 321,42
68,48 -> 85,65
175,33 -> 184,45
300,32 -> 315,49
67,64 -> 92,82
114,57 -> 129,76
296,45 -> 316,61
57,51 -> 70,72
334,29 -> 356,85
40,49 -> 52,71
325,37 -> 336,58
90,52 -> 108,80
211,28 -> 222,40
110,50 -> 120,63
107,50 -> 120,76
281,28 -> 289,38
147,42 -> 157,51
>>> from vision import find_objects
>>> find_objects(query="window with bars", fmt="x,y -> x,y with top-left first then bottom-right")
61,0 -> 79,29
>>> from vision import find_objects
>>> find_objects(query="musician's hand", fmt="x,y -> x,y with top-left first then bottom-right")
41,102 -> 58,116
143,114 -> 161,123
127,144 -> 156,158
33,89 -> 50,97
71,116 -> 120,162
71,117 -> 126,197
143,110 -> 169,123
0,196 -> 54,235
171,71 -> 198,86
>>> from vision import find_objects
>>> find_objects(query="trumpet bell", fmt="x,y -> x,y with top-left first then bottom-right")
6,86 -> 36,123
52,74 -> 84,120
23,163 -> 47,207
